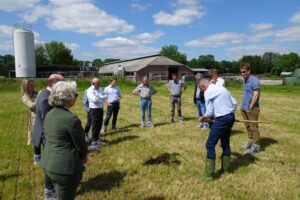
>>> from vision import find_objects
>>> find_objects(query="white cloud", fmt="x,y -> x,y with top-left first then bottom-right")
134,30 -> 164,44
92,37 -> 159,59
225,44 -> 288,60
0,25 -> 12,38
289,9 -> 300,23
249,31 -> 274,42
275,26 -> 300,42
64,42 -> 80,51
21,0 -> 135,36
0,0 -> 40,12
130,0 -> 151,12
185,32 -> 245,48
153,0 -> 205,26
0,41 -> 13,51
249,23 -> 273,32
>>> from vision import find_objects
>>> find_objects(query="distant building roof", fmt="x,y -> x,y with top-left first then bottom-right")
190,68 -> 209,72
37,65 -> 80,72
99,54 -> 185,74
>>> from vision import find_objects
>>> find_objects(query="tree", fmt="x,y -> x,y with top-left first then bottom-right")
0,54 -> 14,70
92,59 -> 104,67
35,44 -> 49,66
239,55 -> 265,74
187,58 -> 198,68
262,52 -> 280,73
272,52 -> 300,75
103,59 -> 120,64
44,41 -> 74,65
198,55 -> 218,69
160,45 -> 187,64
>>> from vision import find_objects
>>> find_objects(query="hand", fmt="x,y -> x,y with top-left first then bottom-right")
199,116 -> 205,122
107,102 -> 112,106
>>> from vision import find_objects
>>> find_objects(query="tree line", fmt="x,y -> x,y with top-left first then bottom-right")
1,42 -> 300,76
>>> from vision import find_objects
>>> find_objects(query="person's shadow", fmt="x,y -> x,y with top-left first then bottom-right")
78,170 -> 126,194
109,135 -> 139,145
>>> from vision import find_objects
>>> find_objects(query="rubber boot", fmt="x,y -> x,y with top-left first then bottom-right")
221,156 -> 230,173
199,159 -> 215,181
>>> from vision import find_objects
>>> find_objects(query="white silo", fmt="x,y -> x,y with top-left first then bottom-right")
13,29 -> 36,77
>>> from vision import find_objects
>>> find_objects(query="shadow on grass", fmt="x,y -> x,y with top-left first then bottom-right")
154,122 -> 170,127
79,170 -> 126,193
0,173 -> 19,181
143,196 -> 166,200
183,116 -> 197,121
109,135 -> 139,145
260,137 -> 278,151
230,129 -> 244,136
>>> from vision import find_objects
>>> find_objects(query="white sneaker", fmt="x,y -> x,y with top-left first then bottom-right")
178,119 -> 184,123
84,134 -> 89,143
91,141 -> 99,152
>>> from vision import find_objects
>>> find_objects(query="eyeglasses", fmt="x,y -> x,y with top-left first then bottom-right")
240,71 -> 247,74
75,93 -> 78,98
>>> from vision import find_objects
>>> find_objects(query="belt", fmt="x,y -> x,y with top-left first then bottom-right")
171,95 -> 181,97
141,97 -> 151,100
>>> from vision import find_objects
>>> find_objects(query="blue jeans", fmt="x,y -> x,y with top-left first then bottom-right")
140,99 -> 152,124
196,100 -> 206,117
206,113 -> 235,160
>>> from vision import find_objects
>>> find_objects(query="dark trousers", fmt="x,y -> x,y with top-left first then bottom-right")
84,112 -> 91,134
90,108 -> 103,142
104,102 -> 120,128
170,96 -> 182,120
206,113 -> 235,160
44,170 -> 83,200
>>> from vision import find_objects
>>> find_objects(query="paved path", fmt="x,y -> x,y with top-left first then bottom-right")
259,80 -> 283,85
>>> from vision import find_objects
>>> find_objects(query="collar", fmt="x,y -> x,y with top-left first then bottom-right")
47,87 -> 51,92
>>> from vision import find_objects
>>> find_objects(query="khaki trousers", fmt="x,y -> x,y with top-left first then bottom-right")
241,107 -> 260,144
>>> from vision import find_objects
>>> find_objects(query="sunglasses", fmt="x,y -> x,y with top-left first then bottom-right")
240,71 -> 247,74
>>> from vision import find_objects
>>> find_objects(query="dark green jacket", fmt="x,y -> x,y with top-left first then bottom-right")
41,107 -> 87,175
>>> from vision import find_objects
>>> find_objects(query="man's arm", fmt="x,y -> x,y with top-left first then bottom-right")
87,89 -> 101,103
132,85 -> 140,96
249,90 -> 260,110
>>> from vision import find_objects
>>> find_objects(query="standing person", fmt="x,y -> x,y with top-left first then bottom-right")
32,73 -> 64,199
240,63 -> 261,154
166,73 -> 185,124
103,77 -> 122,132
209,69 -> 225,86
41,81 -> 88,200
83,87 -> 91,143
132,76 -> 157,128
193,74 -> 207,128
86,78 -> 108,152
21,79 -> 38,145
198,79 -> 237,180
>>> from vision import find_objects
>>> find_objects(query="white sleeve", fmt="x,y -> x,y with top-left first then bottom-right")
87,89 -> 101,103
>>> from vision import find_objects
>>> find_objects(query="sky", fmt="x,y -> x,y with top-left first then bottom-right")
0,0 -> 300,62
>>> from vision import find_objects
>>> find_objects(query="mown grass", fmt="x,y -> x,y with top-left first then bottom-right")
0,78 -> 299,200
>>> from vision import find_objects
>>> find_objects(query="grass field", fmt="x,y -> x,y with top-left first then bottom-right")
0,79 -> 299,200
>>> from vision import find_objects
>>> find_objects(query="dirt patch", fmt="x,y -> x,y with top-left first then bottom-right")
143,153 -> 181,165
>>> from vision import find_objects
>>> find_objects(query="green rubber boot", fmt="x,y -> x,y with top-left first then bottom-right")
221,156 -> 230,173
199,159 -> 215,181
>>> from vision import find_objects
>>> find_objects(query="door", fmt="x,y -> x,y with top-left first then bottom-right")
168,66 -> 178,80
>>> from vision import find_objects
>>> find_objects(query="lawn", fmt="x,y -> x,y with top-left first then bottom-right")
0,79 -> 299,200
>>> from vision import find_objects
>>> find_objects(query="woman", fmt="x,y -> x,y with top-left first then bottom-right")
41,81 -> 88,200
21,79 -> 38,145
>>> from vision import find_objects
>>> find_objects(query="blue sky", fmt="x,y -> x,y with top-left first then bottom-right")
1,0 -> 300,61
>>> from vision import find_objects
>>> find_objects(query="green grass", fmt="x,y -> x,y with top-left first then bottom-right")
0,79 -> 299,200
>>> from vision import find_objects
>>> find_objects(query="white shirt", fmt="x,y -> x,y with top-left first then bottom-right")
210,77 -> 225,87
204,84 -> 237,118
86,85 -> 107,109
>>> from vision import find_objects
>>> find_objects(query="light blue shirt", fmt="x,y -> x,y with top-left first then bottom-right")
104,84 -> 122,103
83,89 -> 89,112
204,84 -> 238,118
86,85 -> 107,109
241,75 -> 260,111
167,80 -> 185,96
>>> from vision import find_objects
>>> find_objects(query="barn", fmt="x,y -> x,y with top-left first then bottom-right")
99,54 -> 194,82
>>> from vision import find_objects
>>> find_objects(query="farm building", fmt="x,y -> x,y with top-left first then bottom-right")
99,54 -> 194,82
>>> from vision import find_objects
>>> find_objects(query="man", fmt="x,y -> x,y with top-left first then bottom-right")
198,79 -> 237,180
32,73 -> 64,199
209,69 -> 225,86
166,73 -> 185,124
240,63 -> 261,154
133,76 -> 157,127
83,85 -> 91,143
193,73 -> 207,128
86,78 -> 108,152
103,77 -> 122,132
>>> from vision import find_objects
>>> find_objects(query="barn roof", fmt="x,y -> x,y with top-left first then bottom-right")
99,55 -> 185,74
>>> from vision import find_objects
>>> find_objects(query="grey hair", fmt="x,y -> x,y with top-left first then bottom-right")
49,81 -> 77,107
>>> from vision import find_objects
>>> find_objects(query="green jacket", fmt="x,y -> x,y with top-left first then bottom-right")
41,106 -> 87,175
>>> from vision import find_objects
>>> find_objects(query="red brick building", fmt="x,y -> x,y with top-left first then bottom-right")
99,54 -> 193,82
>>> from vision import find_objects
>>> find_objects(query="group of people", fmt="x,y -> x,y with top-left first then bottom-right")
20,63 -> 261,199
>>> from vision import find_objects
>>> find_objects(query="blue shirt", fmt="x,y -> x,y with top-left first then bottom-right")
241,75 -> 260,111
83,90 -> 89,112
204,84 -> 238,118
104,85 -> 122,103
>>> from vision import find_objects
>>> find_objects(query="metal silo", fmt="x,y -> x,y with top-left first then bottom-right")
13,29 -> 36,77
